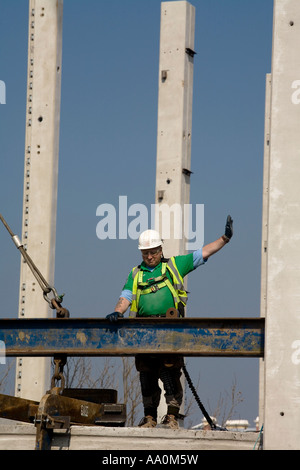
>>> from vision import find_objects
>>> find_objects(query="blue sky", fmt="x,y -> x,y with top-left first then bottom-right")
0,0 -> 274,426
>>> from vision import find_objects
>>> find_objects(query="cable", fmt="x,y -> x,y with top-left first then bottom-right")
0,213 -> 64,306
182,363 -> 227,431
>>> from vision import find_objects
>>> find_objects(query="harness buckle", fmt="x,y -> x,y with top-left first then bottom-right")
150,284 -> 159,293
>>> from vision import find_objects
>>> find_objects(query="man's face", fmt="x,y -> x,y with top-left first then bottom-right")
141,246 -> 162,268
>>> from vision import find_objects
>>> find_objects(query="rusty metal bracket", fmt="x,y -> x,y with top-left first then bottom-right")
35,412 -> 71,450
0,388 -> 126,450
0,393 -> 38,423
34,391 -> 126,450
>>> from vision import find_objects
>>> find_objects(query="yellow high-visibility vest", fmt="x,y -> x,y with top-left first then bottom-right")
129,257 -> 188,316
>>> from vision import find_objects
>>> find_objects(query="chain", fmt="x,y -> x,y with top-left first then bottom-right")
51,357 -> 66,391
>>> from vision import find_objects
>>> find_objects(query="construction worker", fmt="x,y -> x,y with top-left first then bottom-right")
107,215 -> 233,429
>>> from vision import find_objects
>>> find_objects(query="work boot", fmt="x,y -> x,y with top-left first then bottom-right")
160,414 -> 179,429
138,415 -> 157,428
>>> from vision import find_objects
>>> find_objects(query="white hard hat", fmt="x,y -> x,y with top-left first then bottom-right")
138,230 -> 162,250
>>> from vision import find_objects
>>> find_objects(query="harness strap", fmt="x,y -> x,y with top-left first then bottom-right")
130,258 -> 188,315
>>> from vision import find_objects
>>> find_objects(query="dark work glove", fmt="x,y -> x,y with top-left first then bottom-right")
106,312 -> 123,322
224,215 -> 233,241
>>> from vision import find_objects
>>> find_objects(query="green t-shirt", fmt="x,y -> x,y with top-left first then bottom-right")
122,253 -> 194,316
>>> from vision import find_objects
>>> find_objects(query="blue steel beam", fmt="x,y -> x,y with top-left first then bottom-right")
0,317 -> 264,357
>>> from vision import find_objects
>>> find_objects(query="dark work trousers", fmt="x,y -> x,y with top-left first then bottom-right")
135,354 -> 184,419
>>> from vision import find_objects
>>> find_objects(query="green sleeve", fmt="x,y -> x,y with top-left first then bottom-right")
173,253 -> 194,278
122,269 -> 134,291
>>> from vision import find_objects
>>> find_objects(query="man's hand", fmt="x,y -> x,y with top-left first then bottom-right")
224,215 -> 233,241
202,215 -> 234,258
106,312 -> 123,322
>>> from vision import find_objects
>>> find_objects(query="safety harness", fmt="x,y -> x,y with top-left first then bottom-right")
129,257 -> 188,316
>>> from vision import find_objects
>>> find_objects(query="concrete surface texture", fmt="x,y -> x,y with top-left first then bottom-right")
0,423 -> 259,451
263,0 -> 300,449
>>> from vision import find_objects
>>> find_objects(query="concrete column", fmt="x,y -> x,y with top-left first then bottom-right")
264,0 -> 300,450
154,1 -> 195,423
15,0 -> 63,401
258,73 -> 271,430
155,1 -> 195,257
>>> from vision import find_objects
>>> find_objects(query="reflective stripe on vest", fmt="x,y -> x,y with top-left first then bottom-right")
129,257 -> 188,315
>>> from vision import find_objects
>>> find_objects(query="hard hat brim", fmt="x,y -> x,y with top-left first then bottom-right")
138,242 -> 162,250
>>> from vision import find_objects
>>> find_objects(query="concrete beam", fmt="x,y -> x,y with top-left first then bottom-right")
0,424 -> 259,451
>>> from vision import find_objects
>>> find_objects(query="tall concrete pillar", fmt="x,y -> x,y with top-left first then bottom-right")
264,0 -> 300,449
155,1 -> 195,256
154,1 -> 195,422
258,73 -> 271,430
15,0 -> 63,401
